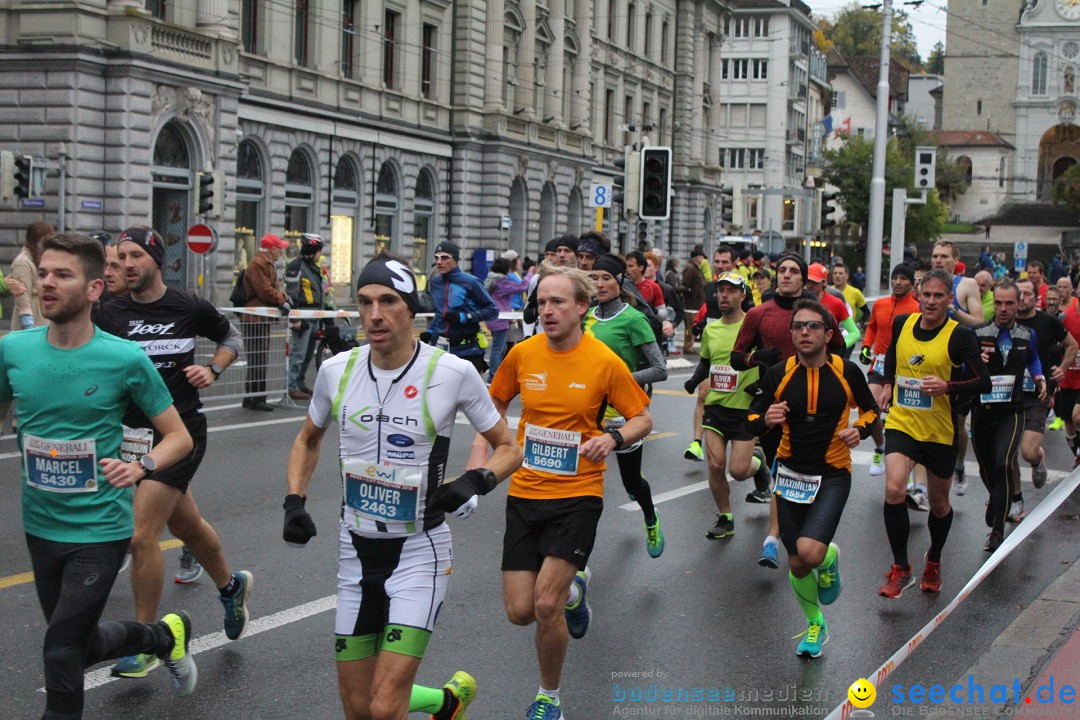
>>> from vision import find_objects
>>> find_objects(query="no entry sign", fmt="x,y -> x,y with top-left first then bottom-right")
186,223 -> 217,255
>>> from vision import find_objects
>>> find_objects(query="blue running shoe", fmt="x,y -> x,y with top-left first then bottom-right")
525,695 -> 562,719
111,653 -> 159,678
645,513 -> 665,558
564,567 -> 591,639
175,546 -> 204,584
796,618 -> 828,658
220,570 -> 253,640
816,544 -> 842,605
758,539 -> 779,569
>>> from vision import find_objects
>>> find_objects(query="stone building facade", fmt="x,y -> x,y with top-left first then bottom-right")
1,0 -> 740,302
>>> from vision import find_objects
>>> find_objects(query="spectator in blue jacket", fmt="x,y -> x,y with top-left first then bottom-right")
427,240 -> 499,375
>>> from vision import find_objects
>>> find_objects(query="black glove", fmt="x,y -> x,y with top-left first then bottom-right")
279,301 -> 292,318
692,320 -> 706,339
859,346 -> 873,366
753,347 -> 781,368
446,311 -> 467,327
430,469 -> 497,512
684,377 -> 700,395
283,494 -> 317,546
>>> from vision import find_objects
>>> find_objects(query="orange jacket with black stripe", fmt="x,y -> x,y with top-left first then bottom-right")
747,354 -> 880,474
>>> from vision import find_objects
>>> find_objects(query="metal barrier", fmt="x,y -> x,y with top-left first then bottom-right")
194,311 -> 290,405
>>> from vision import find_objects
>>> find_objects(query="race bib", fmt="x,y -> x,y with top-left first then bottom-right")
522,424 -> 581,475
980,375 -> 1016,404
1022,371 -> 1036,393
895,375 -> 931,410
870,353 -> 886,375
24,434 -> 98,493
709,364 -> 739,393
774,463 -> 821,504
342,458 -> 422,525
119,425 -> 154,464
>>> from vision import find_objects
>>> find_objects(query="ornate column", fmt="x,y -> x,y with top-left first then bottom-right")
547,6 -> 564,124
485,0 -> 506,111
518,0 -> 537,118
197,0 -> 233,37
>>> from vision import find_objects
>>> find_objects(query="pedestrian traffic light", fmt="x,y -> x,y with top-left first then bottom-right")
13,154 -> 34,199
613,149 -> 640,217
197,170 -> 223,218
638,146 -> 672,220
720,184 -> 743,227
818,189 -> 838,229
914,146 -> 937,191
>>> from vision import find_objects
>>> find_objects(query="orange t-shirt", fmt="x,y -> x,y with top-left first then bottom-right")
490,332 -> 650,500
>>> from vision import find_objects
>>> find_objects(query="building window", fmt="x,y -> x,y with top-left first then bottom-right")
732,59 -> 749,79
999,156 -> 1006,188
644,12 -> 653,59
412,169 -> 436,274
642,101 -> 652,130
658,107 -> 667,145
833,90 -> 846,110
623,94 -> 633,144
731,17 -> 750,38
384,9 -> 400,89
375,162 -> 400,254
146,0 -> 166,19
749,148 -> 765,169
608,0 -> 617,40
626,3 -> 636,51
504,12 -> 522,110
234,140 -> 265,273
721,59 -> 728,79
604,88 -> 614,144
422,23 -> 437,99
331,157 -> 361,290
1033,52 -> 1048,95
341,0 -> 357,78
753,60 -> 768,79
958,156 -> 973,184
1065,65 -> 1075,94
754,17 -> 769,37
294,0 -> 309,66
563,49 -> 575,121
151,122 -> 192,290
241,0 -> 259,53
782,197 -> 796,231
661,20 -> 669,65
718,148 -> 725,168
977,99 -> 983,114
728,148 -> 745,169
285,149 -> 315,244
746,196 -> 758,230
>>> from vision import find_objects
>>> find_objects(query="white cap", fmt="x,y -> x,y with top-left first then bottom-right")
501,249 -> 519,261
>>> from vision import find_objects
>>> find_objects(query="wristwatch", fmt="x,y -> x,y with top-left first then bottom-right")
207,363 -> 223,380
606,428 -> 625,450
138,454 -> 156,479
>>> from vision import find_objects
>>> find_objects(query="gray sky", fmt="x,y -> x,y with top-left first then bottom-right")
808,0 -> 948,63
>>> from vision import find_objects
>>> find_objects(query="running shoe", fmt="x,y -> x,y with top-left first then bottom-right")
745,488 -> 771,504
751,446 -> 772,486
878,564 -> 915,599
645,513 -> 665,558
796,618 -> 828,658
1068,433 -> 1080,455
684,439 -> 704,462
174,546 -> 204,584
984,530 -> 1004,553
1032,462 -> 1048,489
526,695 -> 562,719
705,513 -> 734,539
564,567 -> 591,639
111,652 -> 159,678
160,611 -> 197,697
758,538 -> 779,568
869,450 -> 885,477
816,544 -> 841,605
1048,416 -> 1065,431
1008,500 -> 1025,523
953,469 -> 968,496
907,486 -> 929,512
220,570 -> 253,640
920,554 -> 942,593
435,671 -> 477,720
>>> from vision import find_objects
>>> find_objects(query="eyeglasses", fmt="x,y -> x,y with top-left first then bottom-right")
433,254 -> 454,261
791,320 -> 827,331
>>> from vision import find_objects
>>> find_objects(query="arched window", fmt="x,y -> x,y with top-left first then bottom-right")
509,176 -> 529,258
958,155 -> 973,184
151,122 -> 193,290
285,149 -> 315,247
374,161 -> 400,255
504,10 -> 524,110
413,169 -> 436,273
235,139 -> 266,271
566,186 -> 583,234
330,156 -> 361,290
1033,52 -> 1048,96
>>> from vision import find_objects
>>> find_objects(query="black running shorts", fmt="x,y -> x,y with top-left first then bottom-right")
776,470 -> 851,556
502,496 -> 603,572
147,413 -> 208,494
885,428 -> 956,480
702,404 -> 753,442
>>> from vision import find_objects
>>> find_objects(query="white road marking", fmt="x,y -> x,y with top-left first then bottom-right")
51,594 -> 338,693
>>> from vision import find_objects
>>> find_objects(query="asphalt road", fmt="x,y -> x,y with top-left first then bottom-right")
1,368 -> 1079,719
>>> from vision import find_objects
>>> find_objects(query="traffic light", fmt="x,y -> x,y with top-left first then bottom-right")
818,189 -> 838,229
13,154 -> 33,198
914,146 -> 937,190
637,220 -> 649,249
197,170 -> 223,218
613,149 -> 640,217
720,184 -> 743,228
638,146 -> 672,220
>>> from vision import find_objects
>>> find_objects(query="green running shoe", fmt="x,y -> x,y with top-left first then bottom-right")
645,512 -> 665,558
684,440 -> 704,461
796,618 -> 828,658
816,544 -> 842,605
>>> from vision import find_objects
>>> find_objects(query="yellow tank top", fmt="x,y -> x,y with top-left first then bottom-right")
885,314 -> 959,445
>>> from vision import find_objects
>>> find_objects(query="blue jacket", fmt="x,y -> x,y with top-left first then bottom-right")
427,266 -> 498,356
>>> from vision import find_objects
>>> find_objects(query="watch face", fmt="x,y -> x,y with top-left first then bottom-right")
1058,0 -> 1080,19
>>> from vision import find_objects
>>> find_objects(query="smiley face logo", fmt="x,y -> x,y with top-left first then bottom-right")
848,678 -> 876,708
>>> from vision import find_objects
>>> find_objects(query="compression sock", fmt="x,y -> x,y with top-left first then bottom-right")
788,571 -> 823,623
409,685 -> 445,713
883,500 -> 911,569
927,508 -> 954,563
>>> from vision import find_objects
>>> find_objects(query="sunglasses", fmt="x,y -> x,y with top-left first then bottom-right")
433,254 -> 454,261
791,320 -> 827,331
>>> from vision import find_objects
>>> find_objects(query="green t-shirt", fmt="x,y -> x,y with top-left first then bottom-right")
0,326 -> 173,543
981,290 -> 994,323
584,304 -> 656,371
699,317 -> 759,409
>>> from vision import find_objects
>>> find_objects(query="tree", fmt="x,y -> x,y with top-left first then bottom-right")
1052,164 -> 1080,211
815,3 -> 923,68
926,41 -> 945,75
